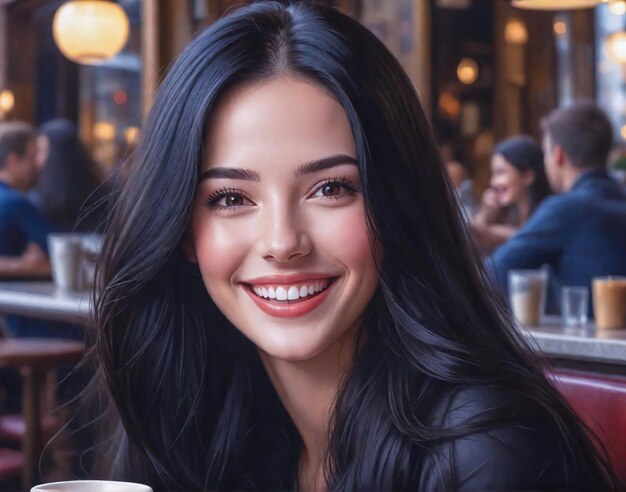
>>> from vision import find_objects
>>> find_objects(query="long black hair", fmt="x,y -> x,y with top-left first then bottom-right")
35,118 -> 106,232
91,2 -> 613,490
492,135 -> 552,214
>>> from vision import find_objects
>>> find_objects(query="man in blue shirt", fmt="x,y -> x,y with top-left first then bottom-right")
491,101 -> 626,310
0,121 -> 54,279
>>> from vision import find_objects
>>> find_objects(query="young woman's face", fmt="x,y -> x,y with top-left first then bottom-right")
186,78 -> 379,362
489,154 -> 534,207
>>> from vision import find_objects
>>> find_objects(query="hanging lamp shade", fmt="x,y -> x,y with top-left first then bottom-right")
512,0 -> 604,10
53,1 -> 129,65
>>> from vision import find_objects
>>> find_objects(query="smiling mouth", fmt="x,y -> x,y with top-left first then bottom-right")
245,278 -> 338,303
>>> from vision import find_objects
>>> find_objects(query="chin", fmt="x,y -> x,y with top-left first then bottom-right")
259,340 -> 326,362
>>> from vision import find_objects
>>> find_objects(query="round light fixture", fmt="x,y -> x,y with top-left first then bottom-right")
505,18 -> 529,45
609,0 -> 626,14
457,58 -> 479,85
512,0 -> 603,10
93,122 -> 116,141
53,1 -> 129,65
0,90 -> 15,113
605,31 -> 626,64
553,20 -> 568,36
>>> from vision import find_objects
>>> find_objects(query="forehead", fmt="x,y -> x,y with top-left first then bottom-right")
203,78 -> 356,170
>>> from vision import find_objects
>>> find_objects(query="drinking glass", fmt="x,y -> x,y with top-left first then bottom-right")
561,286 -> 588,326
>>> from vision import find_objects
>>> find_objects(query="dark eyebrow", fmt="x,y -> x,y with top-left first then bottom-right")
198,154 -> 358,183
294,154 -> 358,177
198,168 -> 261,182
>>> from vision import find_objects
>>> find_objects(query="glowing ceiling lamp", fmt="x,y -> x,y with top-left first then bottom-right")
53,1 -> 129,65
512,0 -> 604,10
605,31 -> 626,64
457,58 -> 479,85
609,0 -> 626,14
505,18 -> 529,45
0,90 -> 15,114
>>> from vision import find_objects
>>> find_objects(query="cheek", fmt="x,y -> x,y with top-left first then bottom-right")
311,204 -> 375,269
191,215 -> 251,285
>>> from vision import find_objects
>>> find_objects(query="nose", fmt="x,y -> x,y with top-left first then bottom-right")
256,203 -> 312,263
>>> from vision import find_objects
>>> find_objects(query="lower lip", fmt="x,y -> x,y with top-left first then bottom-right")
243,281 -> 336,318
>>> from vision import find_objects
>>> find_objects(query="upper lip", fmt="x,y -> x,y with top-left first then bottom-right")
242,273 -> 338,285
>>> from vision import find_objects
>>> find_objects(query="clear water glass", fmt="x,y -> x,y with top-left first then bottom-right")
561,286 -> 589,326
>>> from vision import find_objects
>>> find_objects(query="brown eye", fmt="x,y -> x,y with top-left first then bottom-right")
224,194 -> 244,207
321,184 -> 341,197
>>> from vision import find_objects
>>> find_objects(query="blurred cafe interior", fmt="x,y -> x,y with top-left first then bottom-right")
2,0 -> 626,490
3,0 -> 626,188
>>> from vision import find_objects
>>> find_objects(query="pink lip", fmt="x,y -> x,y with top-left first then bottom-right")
242,272 -> 337,285
242,279 -> 338,318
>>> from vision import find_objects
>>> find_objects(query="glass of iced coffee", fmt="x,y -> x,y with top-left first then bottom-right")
508,269 -> 548,326
592,277 -> 626,330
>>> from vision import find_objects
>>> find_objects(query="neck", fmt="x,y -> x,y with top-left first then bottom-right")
562,166 -> 595,192
259,326 -> 358,492
517,195 -> 531,224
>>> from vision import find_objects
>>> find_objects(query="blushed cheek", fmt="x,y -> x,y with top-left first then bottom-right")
314,204 -> 377,270
192,219 -> 249,287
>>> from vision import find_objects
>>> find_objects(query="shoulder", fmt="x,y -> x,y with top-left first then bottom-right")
0,188 -> 32,214
531,193 -> 578,220
420,386 -> 601,491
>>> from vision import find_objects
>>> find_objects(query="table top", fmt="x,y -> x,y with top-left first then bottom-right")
0,338 -> 84,368
0,281 -> 90,325
521,316 -> 626,365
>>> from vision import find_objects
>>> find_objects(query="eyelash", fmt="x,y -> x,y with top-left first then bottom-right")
201,177 -> 361,210
312,177 -> 360,199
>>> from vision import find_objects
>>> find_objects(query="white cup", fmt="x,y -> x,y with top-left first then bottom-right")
31,480 -> 152,492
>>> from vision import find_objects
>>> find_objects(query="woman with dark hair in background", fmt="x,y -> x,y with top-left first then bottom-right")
472,135 -> 552,254
34,118 -> 107,232
90,2 -> 613,490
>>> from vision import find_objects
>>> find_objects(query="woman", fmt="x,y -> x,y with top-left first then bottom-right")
472,136 -> 551,253
91,3 -> 613,490
34,118 -> 107,232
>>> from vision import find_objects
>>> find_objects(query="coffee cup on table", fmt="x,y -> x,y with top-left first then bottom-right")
47,233 -> 84,291
31,480 -> 152,492
592,276 -> 626,330
508,269 -> 548,326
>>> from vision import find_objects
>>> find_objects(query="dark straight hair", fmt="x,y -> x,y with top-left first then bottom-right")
91,2 -> 614,490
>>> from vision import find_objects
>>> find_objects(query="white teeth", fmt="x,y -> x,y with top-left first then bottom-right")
287,286 -> 300,300
275,286 -> 288,301
251,280 -> 332,301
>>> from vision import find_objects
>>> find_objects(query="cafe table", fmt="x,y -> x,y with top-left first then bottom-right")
0,281 -> 90,325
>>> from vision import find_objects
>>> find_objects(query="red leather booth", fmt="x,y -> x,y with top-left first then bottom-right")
550,369 -> 626,486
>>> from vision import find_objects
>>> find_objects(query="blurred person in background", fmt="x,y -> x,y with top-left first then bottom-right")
0,121 -> 53,279
472,135 -> 551,254
34,118 -> 108,233
491,101 -> 626,307
0,121 -> 81,340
